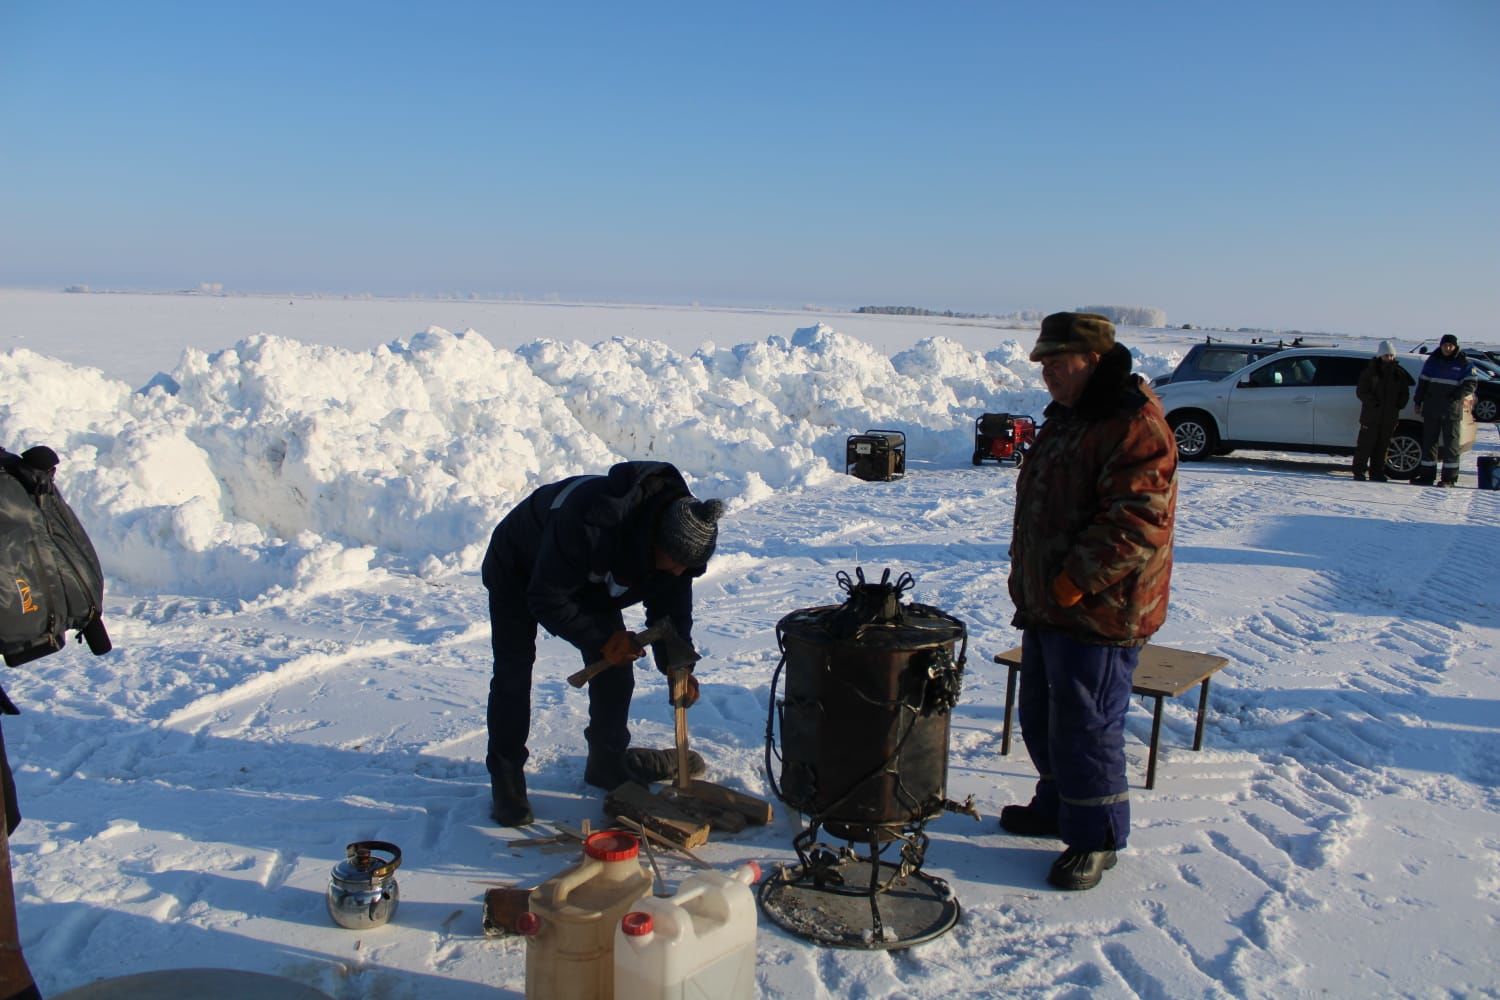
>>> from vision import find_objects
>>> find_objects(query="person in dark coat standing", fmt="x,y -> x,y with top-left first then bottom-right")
1412,334 -> 1477,486
0,689 -> 38,1000
480,461 -> 725,826
1003,312 -> 1178,891
1352,340 -> 1414,482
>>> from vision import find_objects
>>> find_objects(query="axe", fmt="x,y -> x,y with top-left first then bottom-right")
565,616 -> 699,688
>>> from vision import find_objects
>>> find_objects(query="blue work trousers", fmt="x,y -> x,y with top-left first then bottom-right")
1018,628 -> 1136,851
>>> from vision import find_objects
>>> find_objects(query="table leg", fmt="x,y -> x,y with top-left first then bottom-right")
1145,694 -> 1164,790
1193,677 -> 1211,751
1001,664 -> 1019,756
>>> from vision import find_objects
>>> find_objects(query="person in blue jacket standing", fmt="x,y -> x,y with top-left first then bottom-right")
1412,334 -> 1477,486
480,461 -> 725,826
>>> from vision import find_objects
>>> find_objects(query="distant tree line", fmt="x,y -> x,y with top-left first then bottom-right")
1075,305 -> 1168,328
855,306 -> 1046,322
856,304 -> 1170,327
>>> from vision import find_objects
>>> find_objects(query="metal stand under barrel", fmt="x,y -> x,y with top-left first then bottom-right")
760,568 -> 971,950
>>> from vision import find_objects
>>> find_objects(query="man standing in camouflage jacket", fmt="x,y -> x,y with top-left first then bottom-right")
1003,312 -> 1178,890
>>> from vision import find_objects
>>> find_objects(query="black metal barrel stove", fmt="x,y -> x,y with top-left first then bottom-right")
759,568 -> 973,949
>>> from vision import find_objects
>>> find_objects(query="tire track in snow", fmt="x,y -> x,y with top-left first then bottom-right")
1146,471 -> 1497,995
30,907 -> 110,971
1137,891 -> 1265,998
161,638 -> 421,733
1100,936 -> 1179,1000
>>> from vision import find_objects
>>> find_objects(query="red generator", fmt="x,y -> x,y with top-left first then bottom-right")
972,413 -> 1036,467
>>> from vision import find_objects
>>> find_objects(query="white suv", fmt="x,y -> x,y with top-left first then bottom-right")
1156,348 -> 1475,479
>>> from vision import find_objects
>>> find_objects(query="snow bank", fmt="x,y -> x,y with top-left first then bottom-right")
1,324 -> 1178,601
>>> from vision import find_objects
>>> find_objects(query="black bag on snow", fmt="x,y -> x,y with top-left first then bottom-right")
0,445 -> 111,666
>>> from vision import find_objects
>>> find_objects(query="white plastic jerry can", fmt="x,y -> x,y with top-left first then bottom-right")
520,831 -> 654,1000
613,862 -> 761,1000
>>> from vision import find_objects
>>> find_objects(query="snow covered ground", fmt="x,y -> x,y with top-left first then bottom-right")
2,290 -> 1497,998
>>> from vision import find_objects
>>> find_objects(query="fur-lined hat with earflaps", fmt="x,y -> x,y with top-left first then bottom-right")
1029,312 -> 1116,362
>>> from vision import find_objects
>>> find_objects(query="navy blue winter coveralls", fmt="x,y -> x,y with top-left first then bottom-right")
480,462 -> 698,779
1413,350 -> 1477,484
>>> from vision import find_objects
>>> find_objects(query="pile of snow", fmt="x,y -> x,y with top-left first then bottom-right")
1,322 -> 1176,602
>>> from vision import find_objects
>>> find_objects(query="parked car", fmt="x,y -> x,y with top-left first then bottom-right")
1157,348 -> 1477,478
1151,339 -> 1287,388
1413,341 -> 1500,365
1463,356 -> 1500,422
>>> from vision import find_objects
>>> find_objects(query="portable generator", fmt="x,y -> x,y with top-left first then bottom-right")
972,413 -> 1036,467
846,429 -> 906,482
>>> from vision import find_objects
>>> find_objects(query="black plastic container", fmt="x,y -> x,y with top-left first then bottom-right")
1479,455 -> 1499,491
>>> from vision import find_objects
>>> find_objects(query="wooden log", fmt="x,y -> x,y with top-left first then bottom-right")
652,789 -> 748,833
605,782 -> 711,849
674,780 -> 773,826
692,799 -> 747,834
670,669 -> 693,793
481,885 -> 533,938
614,815 -> 712,869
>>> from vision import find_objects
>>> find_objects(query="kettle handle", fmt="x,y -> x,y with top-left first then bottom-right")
346,840 -> 402,880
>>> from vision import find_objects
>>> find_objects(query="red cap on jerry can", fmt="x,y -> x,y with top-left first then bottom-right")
621,911 -> 654,937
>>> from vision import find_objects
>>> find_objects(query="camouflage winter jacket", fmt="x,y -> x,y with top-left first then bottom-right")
1008,345 -> 1178,646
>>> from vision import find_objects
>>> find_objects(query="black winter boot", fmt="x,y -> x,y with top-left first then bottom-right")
584,746 -> 708,789
1047,846 -> 1117,890
623,747 -> 706,784
584,749 -> 633,791
490,761 -> 534,827
999,802 -> 1060,837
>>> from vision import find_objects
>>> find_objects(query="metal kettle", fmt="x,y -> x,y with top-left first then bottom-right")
327,840 -> 402,930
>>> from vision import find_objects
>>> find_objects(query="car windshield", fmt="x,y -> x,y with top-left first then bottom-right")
1199,349 -> 1257,375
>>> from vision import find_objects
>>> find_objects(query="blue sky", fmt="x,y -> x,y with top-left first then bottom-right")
2,1 -> 1496,338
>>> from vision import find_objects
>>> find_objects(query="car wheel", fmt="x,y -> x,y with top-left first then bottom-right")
1383,426 -> 1423,479
972,451 -> 985,466
1473,396 -> 1498,422
1168,412 -> 1218,461
1012,450 -> 1025,468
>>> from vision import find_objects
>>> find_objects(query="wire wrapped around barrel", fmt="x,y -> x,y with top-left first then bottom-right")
764,601 -> 967,831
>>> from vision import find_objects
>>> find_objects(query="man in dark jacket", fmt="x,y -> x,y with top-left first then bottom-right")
0,695 -> 38,1000
1003,312 -> 1178,890
1412,334 -> 1477,486
1352,340 -> 1414,482
481,461 -> 725,826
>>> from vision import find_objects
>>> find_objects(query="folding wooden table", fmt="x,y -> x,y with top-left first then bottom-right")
993,644 -> 1229,789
